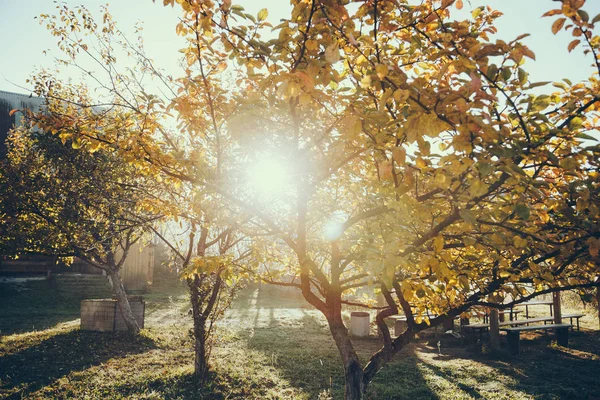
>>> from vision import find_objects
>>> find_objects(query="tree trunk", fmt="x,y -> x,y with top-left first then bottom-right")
553,291 -> 562,325
108,268 -> 140,334
193,315 -> 208,380
489,308 -> 500,350
189,277 -> 209,381
329,320 -> 366,399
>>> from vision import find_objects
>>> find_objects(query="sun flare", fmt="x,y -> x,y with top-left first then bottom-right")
248,157 -> 290,198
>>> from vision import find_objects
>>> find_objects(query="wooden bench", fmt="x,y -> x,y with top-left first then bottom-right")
500,316 -> 553,327
462,316 -> 555,340
500,324 -> 572,355
562,313 -> 585,331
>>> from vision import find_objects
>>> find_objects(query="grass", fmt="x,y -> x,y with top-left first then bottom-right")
1,277 -> 599,399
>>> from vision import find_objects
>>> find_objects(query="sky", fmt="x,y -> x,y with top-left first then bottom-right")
1,0 -> 599,94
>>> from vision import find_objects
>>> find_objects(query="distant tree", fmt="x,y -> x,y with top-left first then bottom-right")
0,108 -> 160,333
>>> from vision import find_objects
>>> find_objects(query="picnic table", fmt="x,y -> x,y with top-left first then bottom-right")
501,323 -> 571,355
462,314 -> 584,340
513,300 -> 554,318
483,309 -> 522,323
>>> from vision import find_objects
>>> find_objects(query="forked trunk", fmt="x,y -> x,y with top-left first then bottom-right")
329,319 -> 366,400
108,268 -> 140,334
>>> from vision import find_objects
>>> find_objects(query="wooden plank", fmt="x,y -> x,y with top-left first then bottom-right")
500,323 -> 571,332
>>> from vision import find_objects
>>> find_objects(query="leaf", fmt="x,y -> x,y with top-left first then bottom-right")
576,133 -> 598,141
257,8 -> 268,22
325,43 -> 340,64
542,9 -> 563,17
375,64 -> 388,80
459,209 -> 477,225
433,236 -> 444,254
592,13 -> 600,24
360,75 -> 371,89
568,39 -> 581,52
8,109 -> 18,117
514,204 -> 530,220
392,146 -> 406,165
455,0 -> 463,10
305,39 -> 318,51
552,17 -> 566,34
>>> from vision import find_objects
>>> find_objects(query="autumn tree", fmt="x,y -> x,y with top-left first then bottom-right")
0,106 -> 160,333
158,0 -> 600,398
24,2 -> 251,376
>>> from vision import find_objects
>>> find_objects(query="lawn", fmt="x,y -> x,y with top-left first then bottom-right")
1,276 -> 599,399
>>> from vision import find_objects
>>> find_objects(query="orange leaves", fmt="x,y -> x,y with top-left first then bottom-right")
552,17 -> 566,34
455,0 -> 463,10
8,109 -> 19,117
542,9 -> 563,18
568,39 -> 581,52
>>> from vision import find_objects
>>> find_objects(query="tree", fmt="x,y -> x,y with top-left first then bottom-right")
25,0 -> 600,398
23,2 -> 251,375
159,1 -> 600,398
0,107 -> 159,333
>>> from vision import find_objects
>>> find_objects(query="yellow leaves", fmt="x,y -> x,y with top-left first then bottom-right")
325,43 -> 340,64
375,64 -> 388,80
559,157 -> 578,170
181,255 -> 230,280
393,89 -> 410,103
71,139 -> 83,149
341,114 -> 362,139
401,280 -> 414,302
360,75 -> 372,89
433,236 -> 444,254
552,18 -> 566,34
513,236 -> 528,249
415,156 -> 428,169
257,8 -> 268,22
469,179 -> 489,197
402,112 -> 449,144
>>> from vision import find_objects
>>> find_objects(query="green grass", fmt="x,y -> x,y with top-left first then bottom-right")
1,279 -> 599,399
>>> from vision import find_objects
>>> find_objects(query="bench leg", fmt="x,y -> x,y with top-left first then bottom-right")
555,327 -> 569,347
507,331 -> 520,355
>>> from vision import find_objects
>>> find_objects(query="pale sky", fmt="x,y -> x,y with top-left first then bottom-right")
1,0 -> 599,94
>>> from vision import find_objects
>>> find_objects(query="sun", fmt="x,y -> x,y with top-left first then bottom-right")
248,156 -> 290,198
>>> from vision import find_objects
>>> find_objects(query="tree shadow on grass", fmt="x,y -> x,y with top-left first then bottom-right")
239,304 -> 438,399
0,281 -> 81,335
0,329 -> 157,399
416,330 -> 600,400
